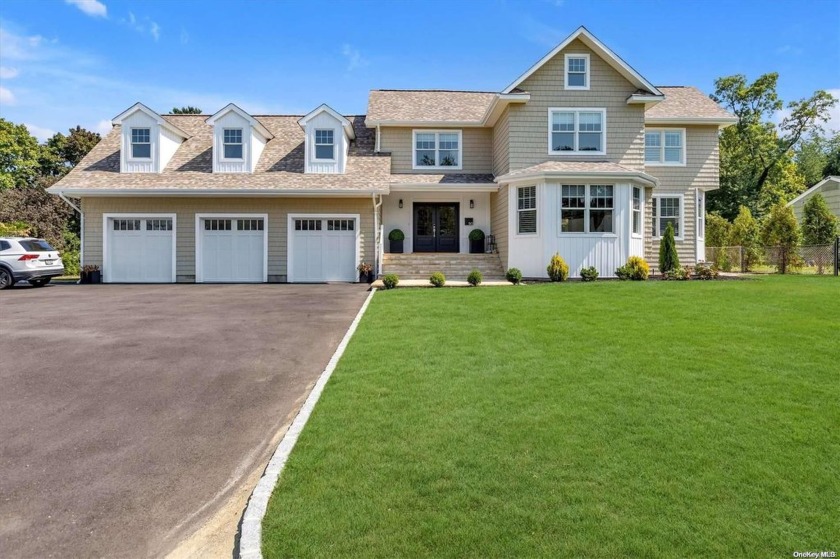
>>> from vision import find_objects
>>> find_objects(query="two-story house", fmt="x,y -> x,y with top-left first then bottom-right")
48,26 -> 736,283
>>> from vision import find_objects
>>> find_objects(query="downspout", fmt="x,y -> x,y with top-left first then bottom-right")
58,192 -> 84,267
372,193 -> 383,277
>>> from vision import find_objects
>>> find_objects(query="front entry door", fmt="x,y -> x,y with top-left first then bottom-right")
413,203 -> 459,252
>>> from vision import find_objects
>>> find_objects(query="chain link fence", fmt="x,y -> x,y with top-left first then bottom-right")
706,241 -> 839,275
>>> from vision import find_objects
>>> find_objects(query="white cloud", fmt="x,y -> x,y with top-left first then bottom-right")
121,12 -> 161,41
95,119 -> 113,135
150,22 -> 160,41
0,66 -> 20,79
65,0 -> 108,18
24,123 -> 56,142
341,44 -> 368,72
0,86 -> 15,105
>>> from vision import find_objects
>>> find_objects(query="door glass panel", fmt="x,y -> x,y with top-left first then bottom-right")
438,206 -> 457,236
416,206 -> 434,236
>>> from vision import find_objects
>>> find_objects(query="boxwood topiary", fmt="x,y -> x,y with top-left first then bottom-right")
382,273 -> 399,289
505,268 -> 523,285
468,229 -> 485,241
430,271 -> 446,287
467,268 -> 482,286
388,229 -> 405,242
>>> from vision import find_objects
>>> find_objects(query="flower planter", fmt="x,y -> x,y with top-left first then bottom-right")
390,239 -> 404,253
469,239 -> 485,254
89,271 -> 101,284
359,271 -> 374,284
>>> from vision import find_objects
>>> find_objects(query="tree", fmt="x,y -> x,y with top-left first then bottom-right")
760,202 -> 801,273
0,119 -> 41,190
822,134 -> 840,177
40,126 -> 101,178
801,193 -> 838,245
730,206 -> 761,271
709,73 -> 837,219
658,222 -> 680,273
706,212 -> 732,247
171,106 -> 202,114
0,177 -> 73,249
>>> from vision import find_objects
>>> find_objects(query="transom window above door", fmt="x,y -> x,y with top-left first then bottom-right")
549,109 -> 605,154
413,130 -> 462,170
564,53 -> 590,90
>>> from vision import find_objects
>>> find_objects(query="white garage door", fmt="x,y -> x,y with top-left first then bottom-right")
106,217 -> 175,283
199,217 -> 265,282
290,217 -> 358,282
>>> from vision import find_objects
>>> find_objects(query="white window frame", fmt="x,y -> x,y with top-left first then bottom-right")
516,185 -> 538,236
129,127 -> 152,160
221,128 -> 244,161
652,194 -> 685,241
644,128 -> 686,166
411,130 -> 463,171
102,213 -> 177,283
195,213 -> 268,283
696,190 -> 705,240
314,128 -> 336,162
564,53 -> 590,90
558,184 -> 617,237
548,108 -> 606,156
632,186 -> 643,238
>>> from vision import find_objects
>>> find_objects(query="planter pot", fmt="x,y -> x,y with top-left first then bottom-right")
89,271 -> 101,284
390,239 -> 404,253
79,271 -> 90,284
359,271 -> 374,284
470,239 -> 485,254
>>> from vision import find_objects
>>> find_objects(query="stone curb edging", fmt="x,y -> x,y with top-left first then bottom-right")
237,288 -> 377,559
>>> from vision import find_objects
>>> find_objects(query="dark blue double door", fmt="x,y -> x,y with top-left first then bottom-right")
413,203 -> 459,252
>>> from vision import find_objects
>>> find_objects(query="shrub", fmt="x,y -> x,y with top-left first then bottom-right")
388,229 -> 405,242
505,268 -> 522,285
731,206 -> 761,271
546,253 -> 569,282
467,269 -> 482,286
694,262 -> 719,280
580,266 -> 598,282
429,271 -> 446,287
616,256 -> 649,281
802,193 -> 838,245
761,202 -> 801,274
662,266 -> 691,281
382,273 -> 399,289
658,221 -> 680,273
468,229 -> 485,241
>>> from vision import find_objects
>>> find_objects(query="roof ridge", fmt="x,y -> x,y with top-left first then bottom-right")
372,89 -> 499,94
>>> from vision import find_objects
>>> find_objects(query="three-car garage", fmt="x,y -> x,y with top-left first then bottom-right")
102,212 -> 361,284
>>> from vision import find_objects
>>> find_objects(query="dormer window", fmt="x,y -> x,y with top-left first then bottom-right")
223,129 -> 243,160
131,128 -> 151,159
315,129 -> 335,160
564,54 -> 589,90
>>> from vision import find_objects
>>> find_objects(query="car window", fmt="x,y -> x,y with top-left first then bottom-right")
0,241 -> 10,251
19,240 -> 55,251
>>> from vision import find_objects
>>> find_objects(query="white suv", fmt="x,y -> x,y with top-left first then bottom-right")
0,238 -> 65,289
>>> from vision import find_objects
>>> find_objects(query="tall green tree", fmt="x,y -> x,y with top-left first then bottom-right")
709,73 -> 836,219
658,222 -> 680,273
730,206 -> 762,270
801,193 -> 838,245
0,119 -> 41,190
40,126 -> 101,177
760,202 -> 801,273
171,106 -> 202,114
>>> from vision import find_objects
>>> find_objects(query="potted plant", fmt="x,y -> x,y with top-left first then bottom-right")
468,229 -> 485,254
389,229 -> 405,253
80,264 -> 101,284
357,262 -> 374,283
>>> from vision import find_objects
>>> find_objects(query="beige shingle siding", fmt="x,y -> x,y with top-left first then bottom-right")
644,190 -> 697,267
492,107 -> 510,177
379,127 -> 493,174
790,178 -> 840,223
490,185 -> 509,268
508,39 -> 646,172
82,197 -> 373,282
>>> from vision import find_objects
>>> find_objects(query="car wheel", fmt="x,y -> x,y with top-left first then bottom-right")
29,278 -> 50,288
0,268 -> 14,289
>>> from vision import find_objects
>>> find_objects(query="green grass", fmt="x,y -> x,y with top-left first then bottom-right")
262,276 -> 839,558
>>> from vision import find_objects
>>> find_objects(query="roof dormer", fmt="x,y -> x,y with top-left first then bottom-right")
298,104 -> 355,174
206,104 -> 273,173
112,103 -> 189,173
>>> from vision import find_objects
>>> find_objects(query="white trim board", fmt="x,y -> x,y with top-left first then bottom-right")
194,213 -> 269,283
102,213 -> 177,283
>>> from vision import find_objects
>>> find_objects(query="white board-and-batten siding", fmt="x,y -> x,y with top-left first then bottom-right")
303,112 -> 348,174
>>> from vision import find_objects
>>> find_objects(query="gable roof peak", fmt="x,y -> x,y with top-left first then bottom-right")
502,26 -> 661,96
111,102 -> 190,139
205,103 -> 274,139
298,103 -> 356,139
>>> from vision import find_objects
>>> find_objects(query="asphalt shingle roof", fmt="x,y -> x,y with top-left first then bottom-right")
367,90 -> 497,123
647,86 -> 736,121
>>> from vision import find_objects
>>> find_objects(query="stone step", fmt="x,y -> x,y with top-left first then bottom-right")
382,252 -> 505,281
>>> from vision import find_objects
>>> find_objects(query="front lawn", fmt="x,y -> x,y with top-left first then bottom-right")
262,276 -> 839,558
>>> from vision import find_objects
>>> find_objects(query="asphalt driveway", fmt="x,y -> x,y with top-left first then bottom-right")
0,283 -> 370,558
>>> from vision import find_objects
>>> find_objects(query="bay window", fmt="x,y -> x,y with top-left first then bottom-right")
632,186 -> 642,236
560,184 -> 614,234
652,196 -> 682,238
549,109 -> 605,154
517,186 -> 537,234
413,130 -> 462,169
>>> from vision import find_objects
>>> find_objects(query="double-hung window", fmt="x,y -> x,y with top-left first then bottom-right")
223,129 -> 243,159
131,128 -> 151,159
560,184 -> 614,234
652,196 -> 682,238
517,186 -> 537,234
564,54 -> 589,89
413,131 -> 462,169
632,186 -> 642,236
549,109 -> 605,154
645,129 -> 685,165
314,129 -> 335,160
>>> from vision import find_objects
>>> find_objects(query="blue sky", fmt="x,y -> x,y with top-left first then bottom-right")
1,0 -> 838,142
